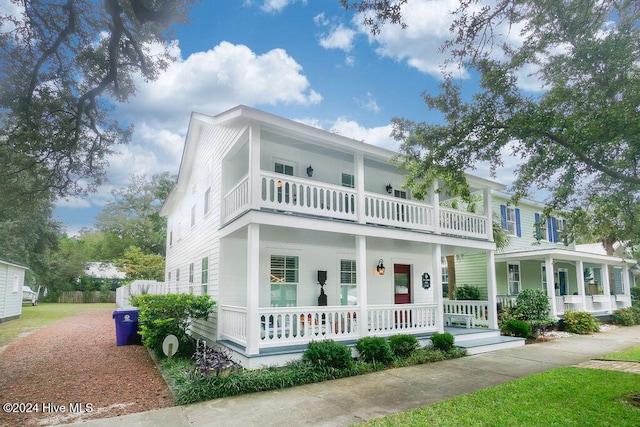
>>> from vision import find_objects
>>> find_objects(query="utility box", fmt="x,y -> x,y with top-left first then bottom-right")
112,308 -> 141,346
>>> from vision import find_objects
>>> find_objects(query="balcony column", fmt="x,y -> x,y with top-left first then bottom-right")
576,260 -> 586,311
486,250 -> 498,329
248,123 -> 262,210
432,244 -> 444,333
355,153 -> 366,224
602,263 -> 612,313
356,235 -> 368,337
545,256 -> 558,317
483,188 -> 494,241
431,180 -> 440,234
246,223 -> 260,355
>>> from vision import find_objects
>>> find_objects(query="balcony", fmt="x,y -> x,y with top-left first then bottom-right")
222,172 -> 490,240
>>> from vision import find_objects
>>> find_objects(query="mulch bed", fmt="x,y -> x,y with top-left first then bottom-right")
0,308 -> 174,426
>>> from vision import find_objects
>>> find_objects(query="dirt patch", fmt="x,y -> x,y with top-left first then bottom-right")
0,308 -> 174,426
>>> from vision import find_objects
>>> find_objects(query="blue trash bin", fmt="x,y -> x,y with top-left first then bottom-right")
112,308 -> 141,346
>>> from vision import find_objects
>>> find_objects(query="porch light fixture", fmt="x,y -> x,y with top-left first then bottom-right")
376,259 -> 385,275
386,183 -> 393,194
306,165 -> 314,177
277,180 -> 283,188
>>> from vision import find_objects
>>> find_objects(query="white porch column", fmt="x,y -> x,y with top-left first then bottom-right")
602,263 -> 612,313
248,124 -> 262,210
355,152 -> 366,224
431,180 -> 440,234
432,244 -> 444,333
246,223 -> 260,355
356,235 -> 368,338
486,250 -> 499,329
545,256 -> 557,317
483,188 -> 494,241
576,260 -> 586,311
622,265 -> 631,297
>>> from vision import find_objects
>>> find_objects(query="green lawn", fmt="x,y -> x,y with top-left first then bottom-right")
359,367 -> 640,426
0,302 -> 116,348
602,346 -> 640,362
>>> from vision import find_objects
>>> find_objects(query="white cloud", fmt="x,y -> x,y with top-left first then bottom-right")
119,41 -> 322,132
297,117 -> 396,152
260,0 -> 306,13
357,92 -> 381,113
319,24 -> 357,52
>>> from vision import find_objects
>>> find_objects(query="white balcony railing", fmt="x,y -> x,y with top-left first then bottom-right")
221,172 -> 491,241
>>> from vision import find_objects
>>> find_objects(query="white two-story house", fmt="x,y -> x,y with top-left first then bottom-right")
161,106 -> 520,367
451,192 -> 635,318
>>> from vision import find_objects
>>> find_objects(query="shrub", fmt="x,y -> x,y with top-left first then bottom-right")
389,334 -> 419,358
133,293 -> 215,357
501,319 -> 531,338
515,289 -> 557,337
563,311 -> 600,334
430,332 -> 454,352
454,285 -> 481,300
630,286 -> 640,301
612,307 -> 640,326
302,340 -> 353,370
355,337 -> 394,365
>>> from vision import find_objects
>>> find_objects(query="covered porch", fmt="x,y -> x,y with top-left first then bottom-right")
496,248 -> 635,317
215,220 -> 498,363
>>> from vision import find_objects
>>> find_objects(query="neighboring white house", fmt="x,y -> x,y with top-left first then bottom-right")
0,258 -> 28,323
452,192 -> 636,317
160,105 -> 521,368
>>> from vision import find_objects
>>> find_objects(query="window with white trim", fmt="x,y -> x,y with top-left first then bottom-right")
189,262 -> 194,294
507,262 -> 521,295
442,266 -> 449,297
201,257 -> 208,295
270,255 -> 298,307
204,187 -> 211,215
340,259 -> 357,305
191,205 -> 196,227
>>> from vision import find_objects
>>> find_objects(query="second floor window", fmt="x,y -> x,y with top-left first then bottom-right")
500,205 -> 521,237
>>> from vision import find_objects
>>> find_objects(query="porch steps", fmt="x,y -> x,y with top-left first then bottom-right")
454,335 -> 525,355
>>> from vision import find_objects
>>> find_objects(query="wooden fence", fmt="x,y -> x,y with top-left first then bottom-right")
58,291 -> 116,303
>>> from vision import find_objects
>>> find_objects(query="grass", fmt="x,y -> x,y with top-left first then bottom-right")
0,302 -> 116,348
359,367 -> 640,426
602,345 -> 640,362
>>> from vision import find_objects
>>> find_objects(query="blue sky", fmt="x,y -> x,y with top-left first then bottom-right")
53,0 -> 528,234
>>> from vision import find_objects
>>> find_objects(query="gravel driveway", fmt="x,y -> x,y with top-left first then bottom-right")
0,308 -> 174,426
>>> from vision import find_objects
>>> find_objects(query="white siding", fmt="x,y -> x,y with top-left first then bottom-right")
0,262 -> 25,322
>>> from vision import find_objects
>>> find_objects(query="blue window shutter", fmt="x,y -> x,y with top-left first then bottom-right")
547,218 -> 553,241
552,217 -> 559,242
535,213 -> 541,239
562,219 -> 567,244
515,208 -> 521,237
500,205 -> 507,229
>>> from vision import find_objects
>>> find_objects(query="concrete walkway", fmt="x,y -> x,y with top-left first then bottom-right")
67,326 -> 640,427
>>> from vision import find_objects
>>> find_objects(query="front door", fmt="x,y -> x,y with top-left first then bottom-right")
394,264 -> 411,304
557,269 -> 568,296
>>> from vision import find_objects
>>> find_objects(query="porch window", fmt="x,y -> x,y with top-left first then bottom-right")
442,266 -> 449,297
204,187 -> 211,215
201,257 -> 209,295
341,173 -> 354,188
275,163 -> 294,176
541,264 -> 547,291
508,263 -> 521,295
270,255 -> 298,307
275,162 -> 294,204
500,205 -> 521,237
189,262 -> 194,294
340,259 -> 357,305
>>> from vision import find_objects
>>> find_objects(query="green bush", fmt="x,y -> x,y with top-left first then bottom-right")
302,340 -> 353,370
355,337 -> 394,365
501,319 -> 531,338
630,286 -> 640,301
515,289 -> 557,337
389,334 -> 419,358
612,307 -> 640,326
563,311 -> 600,334
133,293 -> 215,357
454,285 -> 481,300
430,332 -> 454,352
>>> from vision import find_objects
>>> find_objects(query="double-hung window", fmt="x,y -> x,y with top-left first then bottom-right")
189,262 -> 194,294
340,259 -> 357,305
500,205 -> 521,237
201,257 -> 209,295
270,255 -> 298,307
507,263 -> 521,295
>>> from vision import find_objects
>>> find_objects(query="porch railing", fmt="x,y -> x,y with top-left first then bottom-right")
218,303 -> 438,349
221,173 -> 493,241
443,300 -> 490,327
261,172 -> 357,221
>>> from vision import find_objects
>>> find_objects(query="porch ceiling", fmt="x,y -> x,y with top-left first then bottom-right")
496,247 -> 636,266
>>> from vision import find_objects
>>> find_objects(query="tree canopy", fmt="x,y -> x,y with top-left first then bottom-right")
345,0 -> 640,244
0,0 -> 194,208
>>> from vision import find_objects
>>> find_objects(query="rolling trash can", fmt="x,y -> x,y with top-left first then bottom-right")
112,308 -> 141,346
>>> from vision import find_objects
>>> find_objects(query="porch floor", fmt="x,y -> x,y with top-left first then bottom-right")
218,326 -> 498,359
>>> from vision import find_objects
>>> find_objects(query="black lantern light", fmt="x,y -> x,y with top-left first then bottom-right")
385,183 -> 393,194
306,165 -> 314,177
376,259 -> 385,275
